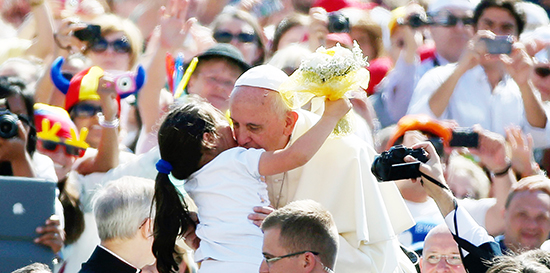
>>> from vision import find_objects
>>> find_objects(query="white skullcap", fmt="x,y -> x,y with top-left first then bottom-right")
428,0 -> 475,13
234,64 -> 288,92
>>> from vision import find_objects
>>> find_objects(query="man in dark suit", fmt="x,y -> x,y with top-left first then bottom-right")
79,176 -> 155,273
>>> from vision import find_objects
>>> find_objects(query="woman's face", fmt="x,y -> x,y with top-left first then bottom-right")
37,140 -> 77,180
70,100 -> 102,149
87,31 -> 132,71
214,18 -> 261,65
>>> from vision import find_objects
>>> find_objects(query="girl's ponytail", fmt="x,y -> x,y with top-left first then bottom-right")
152,160 -> 195,273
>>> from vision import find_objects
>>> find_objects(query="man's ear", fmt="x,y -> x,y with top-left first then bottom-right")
283,111 -> 299,136
139,218 -> 153,239
302,252 -> 316,272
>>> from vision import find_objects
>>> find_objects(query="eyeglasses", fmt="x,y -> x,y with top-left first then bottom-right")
90,37 -> 131,53
213,31 -> 256,43
69,103 -> 102,119
535,66 -> 550,78
425,254 -> 463,266
38,139 -> 86,157
430,14 -> 474,27
263,251 -> 334,272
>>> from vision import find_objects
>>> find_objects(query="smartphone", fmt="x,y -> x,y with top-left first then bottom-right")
73,24 -> 101,43
481,36 -> 513,55
449,128 -> 479,148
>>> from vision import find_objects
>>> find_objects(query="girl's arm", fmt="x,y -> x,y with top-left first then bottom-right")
258,98 -> 351,176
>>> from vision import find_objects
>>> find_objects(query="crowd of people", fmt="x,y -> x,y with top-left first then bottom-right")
3,0 -> 550,272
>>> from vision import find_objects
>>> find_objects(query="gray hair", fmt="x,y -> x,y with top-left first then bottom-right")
92,176 -> 155,241
11,263 -> 51,273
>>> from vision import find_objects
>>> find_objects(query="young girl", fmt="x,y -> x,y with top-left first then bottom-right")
153,96 -> 350,273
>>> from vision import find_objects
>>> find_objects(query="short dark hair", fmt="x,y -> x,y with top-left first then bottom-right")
473,0 -> 525,36
261,200 -> 339,269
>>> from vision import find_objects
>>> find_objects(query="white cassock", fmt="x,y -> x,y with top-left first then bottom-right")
266,109 -> 416,273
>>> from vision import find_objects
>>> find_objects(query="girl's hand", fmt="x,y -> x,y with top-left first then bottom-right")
323,97 -> 352,121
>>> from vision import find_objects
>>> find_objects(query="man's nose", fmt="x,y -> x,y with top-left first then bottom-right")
435,258 -> 450,272
235,128 -> 250,146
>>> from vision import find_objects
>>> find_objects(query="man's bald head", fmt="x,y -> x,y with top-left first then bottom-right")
421,224 -> 466,273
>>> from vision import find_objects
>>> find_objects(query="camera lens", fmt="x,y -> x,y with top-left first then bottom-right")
328,12 -> 350,33
0,111 -> 18,139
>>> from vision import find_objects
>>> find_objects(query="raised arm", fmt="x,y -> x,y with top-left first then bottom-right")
76,79 -> 119,175
469,125 -> 516,235
405,142 -> 501,272
23,0 -> 54,60
258,98 -> 351,176
501,42 -> 547,128
138,0 -> 194,141
428,31 -> 487,117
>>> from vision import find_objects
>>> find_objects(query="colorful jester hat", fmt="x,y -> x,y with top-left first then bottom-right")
34,103 -> 89,151
50,57 -> 146,112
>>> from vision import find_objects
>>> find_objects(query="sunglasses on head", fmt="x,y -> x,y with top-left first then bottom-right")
430,13 -> 473,27
90,37 -> 131,53
213,31 -> 256,43
535,66 -> 550,78
70,103 -> 102,119
39,139 -> 86,157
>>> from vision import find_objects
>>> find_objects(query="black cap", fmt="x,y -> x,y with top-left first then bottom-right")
197,43 -> 251,72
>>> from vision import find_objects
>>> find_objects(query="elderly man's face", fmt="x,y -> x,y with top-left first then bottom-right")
421,229 -> 466,273
229,86 -> 295,151
504,190 -> 550,252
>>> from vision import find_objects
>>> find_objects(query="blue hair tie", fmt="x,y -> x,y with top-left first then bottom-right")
156,159 -> 173,174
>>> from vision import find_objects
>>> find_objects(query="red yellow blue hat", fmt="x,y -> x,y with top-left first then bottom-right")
34,103 -> 89,149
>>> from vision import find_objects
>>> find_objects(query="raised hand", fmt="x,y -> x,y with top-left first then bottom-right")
323,97 -> 352,121
158,0 -> 196,50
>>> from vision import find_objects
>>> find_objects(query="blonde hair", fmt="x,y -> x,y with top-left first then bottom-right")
89,14 -> 143,68
447,154 -> 491,199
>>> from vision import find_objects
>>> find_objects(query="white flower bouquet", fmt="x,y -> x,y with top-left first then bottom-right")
279,42 -> 370,135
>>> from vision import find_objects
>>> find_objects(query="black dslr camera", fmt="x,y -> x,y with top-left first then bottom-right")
371,145 -> 428,182
0,109 -> 18,139
327,11 -> 350,33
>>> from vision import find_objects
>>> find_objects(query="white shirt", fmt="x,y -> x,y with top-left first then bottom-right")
408,64 -> 548,148
399,197 -> 495,249
185,147 -> 268,266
